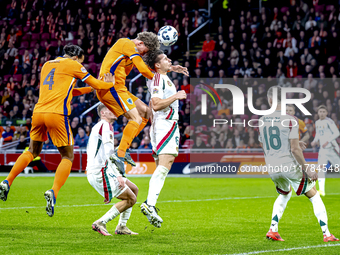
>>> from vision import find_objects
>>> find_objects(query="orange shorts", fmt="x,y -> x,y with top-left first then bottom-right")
96,85 -> 139,117
30,113 -> 73,147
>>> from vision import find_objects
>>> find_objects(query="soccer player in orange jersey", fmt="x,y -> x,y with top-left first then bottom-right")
0,45 -> 115,217
97,32 -> 188,169
286,104 -> 310,150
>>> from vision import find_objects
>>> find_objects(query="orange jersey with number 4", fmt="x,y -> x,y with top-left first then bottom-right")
99,38 -> 154,87
34,57 -> 91,116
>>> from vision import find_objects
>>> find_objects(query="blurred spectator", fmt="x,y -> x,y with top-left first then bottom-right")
74,127 -> 88,148
202,34 -> 215,53
138,136 -> 152,149
16,135 -> 28,150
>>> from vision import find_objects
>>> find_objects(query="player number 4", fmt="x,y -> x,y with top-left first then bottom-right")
43,68 -> 56,90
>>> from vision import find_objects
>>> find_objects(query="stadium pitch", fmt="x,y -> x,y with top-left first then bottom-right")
0,177 -> 339,254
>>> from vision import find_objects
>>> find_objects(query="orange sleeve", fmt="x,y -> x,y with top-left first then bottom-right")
72,87 -> 92,96
84,75 -> 114,90
299,119 -> 307,134
131,56 -> 154,80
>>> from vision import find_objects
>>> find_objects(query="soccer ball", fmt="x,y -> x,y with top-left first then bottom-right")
157,26 -> 178,46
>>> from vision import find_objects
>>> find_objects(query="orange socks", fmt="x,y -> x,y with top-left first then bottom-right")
135,117 -> 149,138
6,151 -> 34,186
117,120 -> 139,157
52,158 -> 73,198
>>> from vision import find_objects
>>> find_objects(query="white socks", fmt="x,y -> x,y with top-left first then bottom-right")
318,172 -> 325,193
118,207 -> 132,226
270,192 -> 292,232
147,165 -> 169,206
99,205 -> 120,224
309,192 -> 331,237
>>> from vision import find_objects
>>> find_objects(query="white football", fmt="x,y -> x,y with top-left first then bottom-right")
157,26 -> 178,46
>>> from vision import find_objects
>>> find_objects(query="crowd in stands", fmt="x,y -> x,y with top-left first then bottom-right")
1,0 -> 340,152
186,0 -> 340,151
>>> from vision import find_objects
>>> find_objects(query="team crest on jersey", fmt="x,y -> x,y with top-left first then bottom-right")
127,98 -> 133,105
110,134 -> 113,140
134,47 -> 138,52
81,67 -> 87,73
153,88 -> 159,94
167,80 -> 172,86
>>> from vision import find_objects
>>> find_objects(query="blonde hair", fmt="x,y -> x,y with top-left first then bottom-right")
97,103 -> 107,118
136,31 -> 160,52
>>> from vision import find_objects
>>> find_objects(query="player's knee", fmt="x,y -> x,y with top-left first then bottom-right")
127,194 -> 137,207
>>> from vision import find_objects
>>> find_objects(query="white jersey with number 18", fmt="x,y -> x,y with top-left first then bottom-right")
258,111 -> 299,167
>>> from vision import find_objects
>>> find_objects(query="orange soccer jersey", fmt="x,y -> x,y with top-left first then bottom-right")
34,57 -> 92,116
298,118 -> 307,139
97,38 -> 154,116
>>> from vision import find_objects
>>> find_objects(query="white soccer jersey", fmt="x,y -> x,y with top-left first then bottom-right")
313,118 -> 340,150
258,111 -> 299,167
86,119 -> 115,174
147,73 -> 179,121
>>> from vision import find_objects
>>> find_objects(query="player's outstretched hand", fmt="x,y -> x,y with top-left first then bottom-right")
299,141 -> 307,150
171,65 -> 189,76
117,176 -> 125,190
176,90 -> 187,100
104,73 -> 115,83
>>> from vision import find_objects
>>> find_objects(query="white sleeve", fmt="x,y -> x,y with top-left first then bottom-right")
327,120 -> 340,143
150,73 -> 164,99
313,123 -> 320,143
101,122 -> 114,159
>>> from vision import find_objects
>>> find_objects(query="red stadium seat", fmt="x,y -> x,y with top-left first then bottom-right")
251,115 -> 259,120
3,75 -> 11,82
201,51 -> 207,60
19,49 -> 25,55
50,40 -> 58,47
31,33 -> 40,41
9,19 -> 16,25
13,74 -> 22,82
30,40 -> 37,48
315,4 -> 325,13
88,54 -> 95,63
21,34 -> 31,41
200,134 -> 209,145
240,115 -> 249,121
199,125 -> 208,131
50,32 -> 56,39
280,6 -> 289,13
96,63 -> 101,71
41,33 -> 50,40
23,26 -> 30,33
20,41 -> 29,49
326,5 -> 334,11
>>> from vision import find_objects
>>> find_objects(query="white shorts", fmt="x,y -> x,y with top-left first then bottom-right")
270,164 -> 315,196
318,147 -> 340,167
87,163 -> 128,203
150,119 -> 179,157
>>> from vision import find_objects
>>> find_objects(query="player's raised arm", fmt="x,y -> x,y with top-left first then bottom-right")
83,73 -> 115,90
72,87 -> 93,96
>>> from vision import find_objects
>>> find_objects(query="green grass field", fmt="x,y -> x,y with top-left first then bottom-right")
0,176 -> 339,254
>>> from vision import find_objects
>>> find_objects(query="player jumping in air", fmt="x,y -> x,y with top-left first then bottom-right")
311,105 -> 340,196
0,45 -> 115,217
87,104 -> 138,236
259,86 -> 339,242
96,32 -> 188,171
140,49 -> 187,227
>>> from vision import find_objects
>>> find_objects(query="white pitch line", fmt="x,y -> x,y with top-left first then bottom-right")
229,243 -> 340,255
1,193 -> 340,211
0,195 -> 276,210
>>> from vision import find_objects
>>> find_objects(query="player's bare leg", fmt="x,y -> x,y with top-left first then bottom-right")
266,187 -> 292,241
141,154 -> 174,227
44,145 -> 74,217
305,186 -> 339,242
0,140 -> 43,201
115,180 -> 139,235
93,186 -> 137,236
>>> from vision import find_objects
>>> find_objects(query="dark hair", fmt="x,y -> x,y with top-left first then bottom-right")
145,49 -> 164,70
63,44 -> 84,58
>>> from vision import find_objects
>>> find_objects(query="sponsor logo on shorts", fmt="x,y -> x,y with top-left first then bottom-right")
167,80 -> 172,86
153,88 -> 159,94
81,67 -> 87,73
127,98 -> 133,104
